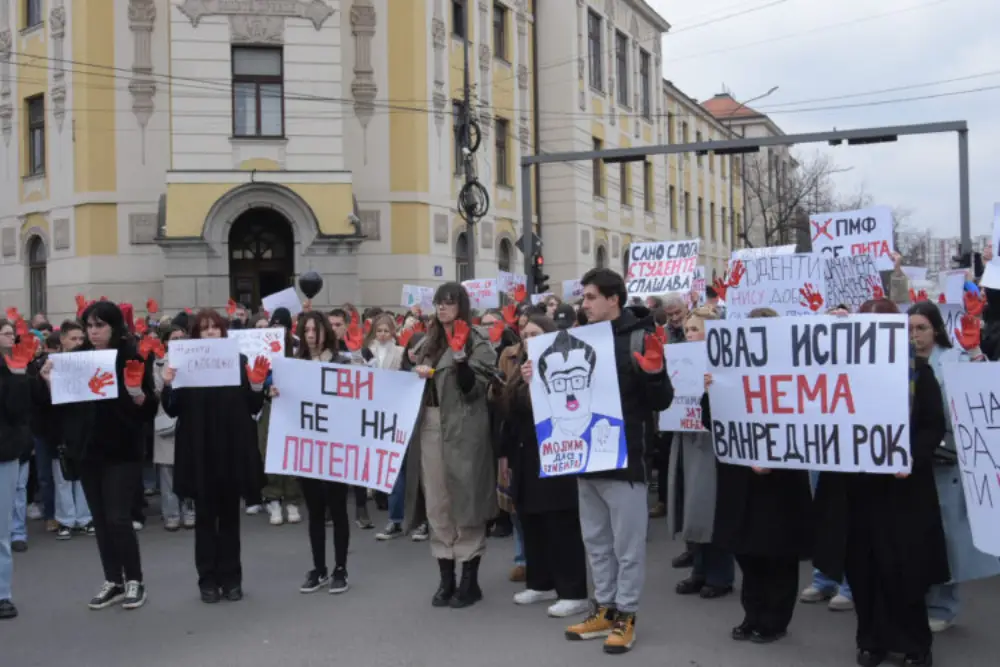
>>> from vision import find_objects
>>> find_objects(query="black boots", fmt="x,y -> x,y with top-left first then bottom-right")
432,559 -> 456,607
450,556 -> 483,609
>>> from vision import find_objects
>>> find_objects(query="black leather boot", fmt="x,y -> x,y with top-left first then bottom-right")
450,556 -> 483,608
432,559 -> 456,607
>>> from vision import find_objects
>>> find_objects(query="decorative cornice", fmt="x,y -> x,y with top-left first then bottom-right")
230,15 -> 284,44
177,0 -> 335,29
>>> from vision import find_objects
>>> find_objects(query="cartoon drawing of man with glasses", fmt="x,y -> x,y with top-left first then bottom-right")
535,330 -> 625,476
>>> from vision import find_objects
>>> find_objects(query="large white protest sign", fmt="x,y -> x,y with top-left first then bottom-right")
262,286 -> 303,317
725,253 -> 826,319
658,342 -> 707,432
498,271 -> 527,294
980,203 -> 1000,289
901,266 -> 929,283
809,205 -> 896,271
264,357 -> 425,492
824,255 -> 884,311
693,266 -> 707,306
705,314 -> 911,473
401,284 -> 435,310
626,240 -> 699,298
50,350 -> 120,405
731,245 -> 795,261
462,278 -> 500,310
563,279 -> 584,301
526,322 -> 626,477
939,269 -> 967,305
167,338 -> 241,388
941,363 -> 1000,557
228,328 -> 285,361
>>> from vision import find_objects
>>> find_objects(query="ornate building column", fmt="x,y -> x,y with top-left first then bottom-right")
50,0 -> 67,131
350,0 -> 377,163
128,0 -> 157,164
0,0 -> 12,149
515,1 -> 529,150
431,0 -> 447,136
476,0 -> 491,139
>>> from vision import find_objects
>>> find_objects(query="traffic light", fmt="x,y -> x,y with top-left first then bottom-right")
532,253 -> 550,294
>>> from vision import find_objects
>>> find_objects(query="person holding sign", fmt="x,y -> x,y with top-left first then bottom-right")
39,301 -> 159,612
406,282 -> 496,609
160,310 -> 267,604
812,299 -> 948,667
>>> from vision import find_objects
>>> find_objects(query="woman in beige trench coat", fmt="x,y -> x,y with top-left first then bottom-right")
403,282 -> 496,609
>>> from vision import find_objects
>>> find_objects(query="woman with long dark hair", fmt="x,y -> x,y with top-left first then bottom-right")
404,282 -> 496,608
40,301 -> 158,610
161,309 -> 265,603
814,298 -> 948,667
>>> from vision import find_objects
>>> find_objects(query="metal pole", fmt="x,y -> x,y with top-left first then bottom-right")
462,0 -> 476,279
958,129 -> 971,256
521,163 -> 535,293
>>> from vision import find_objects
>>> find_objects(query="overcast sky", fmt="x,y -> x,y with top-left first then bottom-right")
647,0 -> 1000,240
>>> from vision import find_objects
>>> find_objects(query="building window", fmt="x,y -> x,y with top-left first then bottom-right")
25,95 -> 45,176
683,192 -> 690,235
495,117 -> 509,186
710,202 -> 716,241
734,213 -> 742,248
592,137 -> 604,197
453,0 -> 466,38
493,2 -> 507,61
452,100 -> 465,175
669,185 -> 676,230
232,47 -> 283,138
697,197 -> 704,237
497,237 -> 512,273
596,245 -> 607,269
587,11 -> 602,90
667,112 -> 675,143
721,206 -> 728,243
456,231 -> 470,282
27,235 -> 46,316
25,0 -> 42,28
644,161 -> 654,212
639,50 -> 651,118
696,131 -> 703,166
615,31 -> 628,104
620,163 -> 630,207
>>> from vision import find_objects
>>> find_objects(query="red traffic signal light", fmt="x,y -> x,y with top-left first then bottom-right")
535,254 -> 544,265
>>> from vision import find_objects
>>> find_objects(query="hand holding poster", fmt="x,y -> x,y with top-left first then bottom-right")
705,315 -> 911,473
526,322 -> 627,477
264,357 -> 425,492
824,255 -> 884,311
167,338 -> 241,388
50,350 -> 120,405
228,328 -> 286,361
658,342 -> 707,432
626,240 -> 699,298
941,362 -> 1000,557
809,205 -> 896,271
725,253 -> 826,319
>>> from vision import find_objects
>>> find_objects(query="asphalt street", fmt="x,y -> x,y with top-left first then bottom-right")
5,501 -> 999,667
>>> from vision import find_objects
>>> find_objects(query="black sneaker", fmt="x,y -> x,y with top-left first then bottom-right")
411,522 -> 429,542
0,599 -> 17,620
10,540 -> 26,553
56,525 -> 73,541
83,522 -> 96,536
122,581 -> 146,610
329,567 -> 349,594
300,569 -> 329,594
375,522 -> 403,541
88,581 -> 126,610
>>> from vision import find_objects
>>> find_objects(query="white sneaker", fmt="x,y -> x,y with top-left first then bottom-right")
164,517 -> 181,531
182,512 -> 196,529
513,589 -> 558,605
26,503 -> 43,521
929,618 -> 953,633
828,594 -> 855,611
799,585 -> 832,603
245,504 -> 262,516
547,599 -> 590,617
285,504 -> 302,524
267,501 -> 284,526
132,521 -> 144,531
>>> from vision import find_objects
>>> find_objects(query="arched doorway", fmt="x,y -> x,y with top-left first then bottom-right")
595,245 -> 607,269
27,235 -> 46,316
455,231 -> 470,282
497,237 -> 512,273
228,208 -> 294,308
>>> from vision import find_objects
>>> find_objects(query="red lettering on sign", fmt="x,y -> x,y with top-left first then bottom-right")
283,436 -> 299,471
742,374 -> 856,415
851,240 -> 891,257
328,442 -> 344,480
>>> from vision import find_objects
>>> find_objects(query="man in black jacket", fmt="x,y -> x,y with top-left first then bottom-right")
564,269 -> 673,654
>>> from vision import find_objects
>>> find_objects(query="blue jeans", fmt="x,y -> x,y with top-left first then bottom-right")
10,462 -> 29,542
54,460 -> 92,528
808,470 -> 852,599
0,460 -> 19,600
388,462 -> 406,525
927,582 -> 960,622
33,437 -> 55,520
513,513 -> 525,566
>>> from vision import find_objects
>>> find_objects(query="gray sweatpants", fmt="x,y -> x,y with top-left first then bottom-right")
577,478 -> 648,613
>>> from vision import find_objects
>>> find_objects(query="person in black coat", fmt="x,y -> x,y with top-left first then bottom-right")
500,315 -> 589,617
40,301 -> 159,611
161,309 -> 265,603
812,301 -> 948,667
712,307 -> 813,644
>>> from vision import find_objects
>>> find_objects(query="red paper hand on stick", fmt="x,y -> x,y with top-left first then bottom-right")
916,289 -> 929,302
3,336 -> 37,374
653,325 -> 668,346
964,290 -> 985,317
344,320 -> 364,352
398,329 -> 414,349
502,303 -> 518,326
226,298 -> 238,316
5,307 -> 20,322
712,277 -> 729,302
146,298 -> 159,315
728,261 -> 747,287
447,320 -> 470,353
633,333 -> 665,374
955,314 -> 981,351
489,319 -> 506,344
513,284 -> 528,304
124,360 -> 145,396
138,337 -> 165,360
247,356 -> 271,391
937,293 -> 947,304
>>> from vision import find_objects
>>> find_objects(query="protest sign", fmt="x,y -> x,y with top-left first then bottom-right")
725,253 -> 826,319
401,284 -> 435,310
563,279 -> 584,301
526,322 -> 626,477
167,338 -> 241,388
939,303 -> 966,348
498,271 -> 527,294
262,286 -> 303,317
625,240 -> 699,298
981,203 -> 1000,289
939,269 -> 967,305
50,350 -> 120,405
731,245 -> 795,261
531,293 -> 553,305
693,266 -> 707,306
809,205 -> 896,271
901,266 -> 929,283
824,255 -> 884,311
462,278 -> 500,310
941,362 -> 1000,557
264,357 -> 425,492
705,314 -> 911,473
228,327 -> 285,361
658,342 -> 707,432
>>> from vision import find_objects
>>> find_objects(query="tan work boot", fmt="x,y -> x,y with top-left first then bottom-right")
604,612 -> 637,654
565,605 -> 616,641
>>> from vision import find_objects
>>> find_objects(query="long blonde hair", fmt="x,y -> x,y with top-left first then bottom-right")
363,312 -> 397,348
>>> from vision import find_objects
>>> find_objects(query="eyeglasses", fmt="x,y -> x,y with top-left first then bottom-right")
550,375 -> 588,392
435,300 -> 457,307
